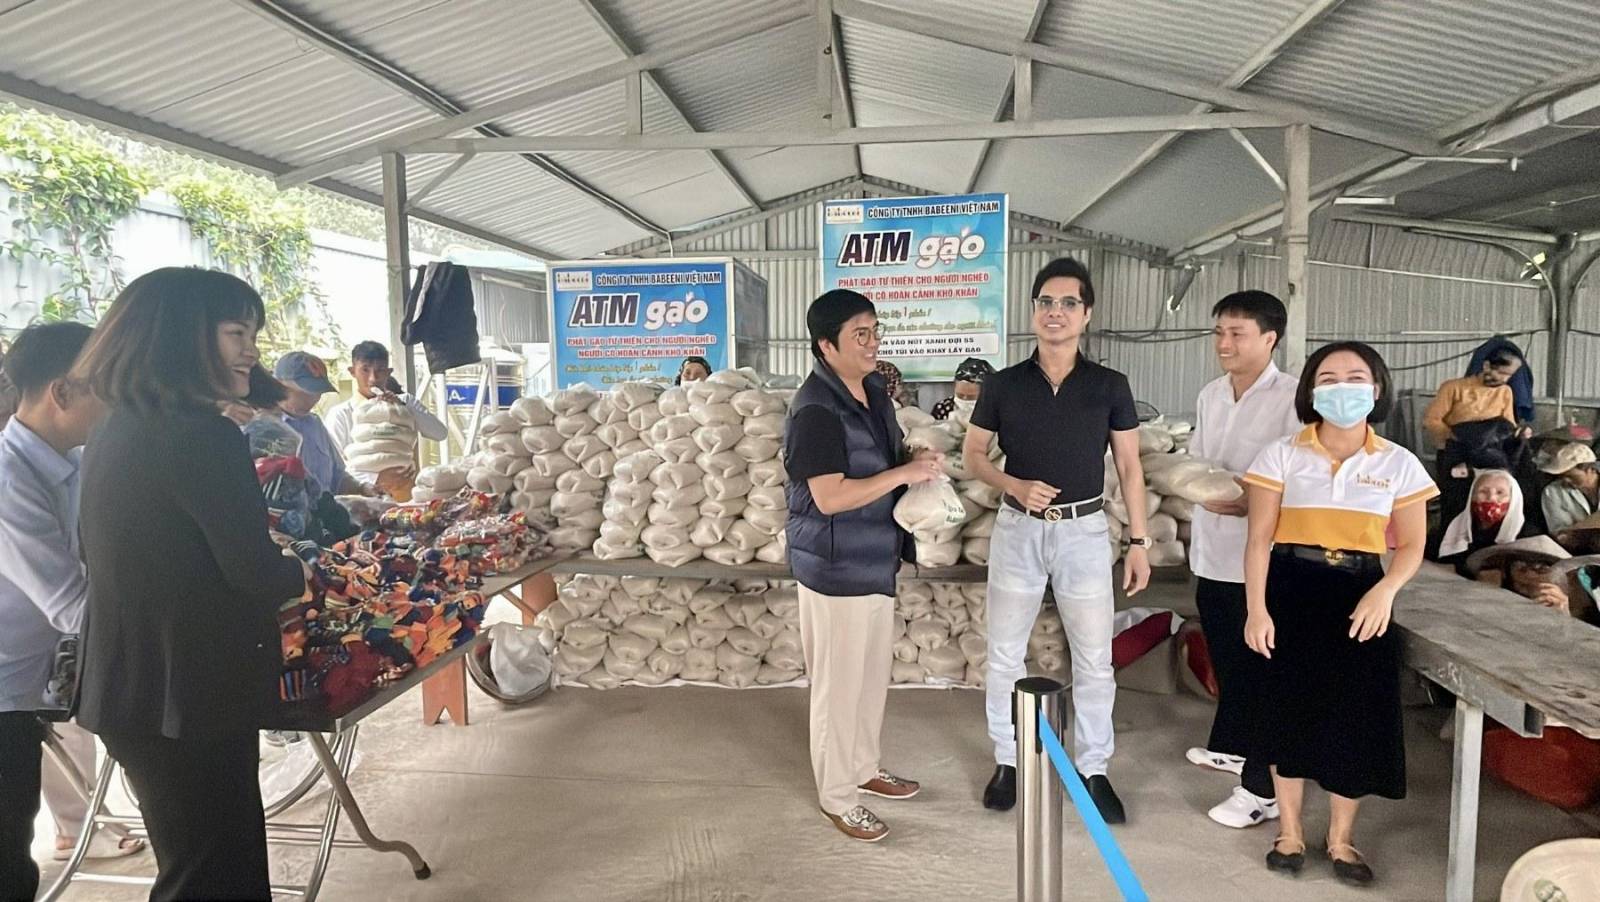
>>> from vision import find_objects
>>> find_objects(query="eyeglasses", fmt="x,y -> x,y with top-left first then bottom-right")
1032,296 -> 1084,313
849,323 -> 886,346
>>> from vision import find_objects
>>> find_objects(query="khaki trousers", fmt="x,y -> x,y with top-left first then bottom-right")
798,585 -> 895,815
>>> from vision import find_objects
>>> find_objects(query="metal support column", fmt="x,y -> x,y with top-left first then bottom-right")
1015,677 -> 1065,902
1547,257 -> 1572,423
1282,123 -> 1311,367
1445,698 -> 1484,902
382,153 -> 414,391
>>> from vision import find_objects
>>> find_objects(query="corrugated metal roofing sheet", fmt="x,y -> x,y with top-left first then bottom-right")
1245,0 -> 1600,131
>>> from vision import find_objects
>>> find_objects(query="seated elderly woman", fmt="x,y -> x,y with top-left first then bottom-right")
1433,468 -> 1530,575
1463,536 -> 1599,624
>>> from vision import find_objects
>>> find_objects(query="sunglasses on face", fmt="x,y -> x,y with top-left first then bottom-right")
1032,296 -> 1084,313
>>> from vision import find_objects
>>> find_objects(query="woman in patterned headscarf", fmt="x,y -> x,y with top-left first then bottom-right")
874,359 -> 907,406
932,357 -> 995,420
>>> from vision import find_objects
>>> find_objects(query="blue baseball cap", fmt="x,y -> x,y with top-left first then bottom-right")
273,351 -> 336,395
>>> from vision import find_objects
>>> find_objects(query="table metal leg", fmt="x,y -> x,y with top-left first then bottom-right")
1446,699 -> 1484,902
38,751 -> 117,902
304,729 -> 430,890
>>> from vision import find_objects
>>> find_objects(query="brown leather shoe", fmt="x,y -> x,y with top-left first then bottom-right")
859,769 -> 920,799
823,806 -> 889,842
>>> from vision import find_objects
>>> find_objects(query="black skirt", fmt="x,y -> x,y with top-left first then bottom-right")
1256,550 -> 1406,800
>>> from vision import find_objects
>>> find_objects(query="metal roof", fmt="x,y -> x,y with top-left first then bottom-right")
1,0 -> 1596,260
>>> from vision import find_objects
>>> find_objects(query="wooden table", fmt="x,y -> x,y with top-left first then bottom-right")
1393,568 -> 1600,902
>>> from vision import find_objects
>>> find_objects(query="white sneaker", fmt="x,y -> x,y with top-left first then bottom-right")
1207,786 -> 1279,829
1185,747 -> 1245,776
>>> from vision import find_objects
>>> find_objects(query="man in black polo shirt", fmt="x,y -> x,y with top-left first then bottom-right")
962,257 -> 1152,823
785,289 -> 944,843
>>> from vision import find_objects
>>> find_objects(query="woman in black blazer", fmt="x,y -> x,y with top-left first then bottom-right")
74,268 -> 308,902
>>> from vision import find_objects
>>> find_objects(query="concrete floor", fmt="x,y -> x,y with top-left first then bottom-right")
33,582 -> 1600,902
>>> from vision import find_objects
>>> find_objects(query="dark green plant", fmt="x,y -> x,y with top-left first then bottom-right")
0,111 -> 148,322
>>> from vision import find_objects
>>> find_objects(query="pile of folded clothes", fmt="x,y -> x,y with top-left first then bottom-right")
276,490 -> 551,714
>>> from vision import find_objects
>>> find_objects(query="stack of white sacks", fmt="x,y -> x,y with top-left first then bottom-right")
538,575 -> 1067,689
343,398 -> 420,479
891,407 -> 1003,567
1102,418 -> 1243,567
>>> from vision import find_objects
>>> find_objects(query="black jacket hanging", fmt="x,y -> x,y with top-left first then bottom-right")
401,261 -> 480,373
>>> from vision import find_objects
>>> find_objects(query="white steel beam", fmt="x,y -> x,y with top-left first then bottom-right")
833,0 -> 1436,156
234,0 -> 668,237
574,0 -> 760,210
275,7 -> 809,188
405,151 -> 476,210
1014,56 -> 1034,122
1282,124 -> 1311,366
403,112 -> 1287,154
625,177 -> 867,255
1229,128 -> 1286,191
382,154 -> 414,390
830,11 -> 863,177
1061,0 -> 1347,225
816,0 -> 837,128
963,0 -> 1051,194
1329,213 -> 1558,245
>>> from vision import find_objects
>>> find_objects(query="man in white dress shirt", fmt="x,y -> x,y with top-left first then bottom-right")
324,341 -> 448,497
1184,291 -> 1303,829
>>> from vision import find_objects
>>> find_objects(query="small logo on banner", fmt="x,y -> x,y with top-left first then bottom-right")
825,204 -> 864,225
555,270 -> 593,291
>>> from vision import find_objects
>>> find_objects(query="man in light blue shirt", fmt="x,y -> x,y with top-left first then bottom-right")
0,323 -> 141,895
273,351 -> 363,496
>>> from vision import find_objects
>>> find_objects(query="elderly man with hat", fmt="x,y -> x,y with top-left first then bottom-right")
1539,442 -> 1599,534
1465,536 -> 1575,613
274,351 -> 365,497
931,357 -> 995,421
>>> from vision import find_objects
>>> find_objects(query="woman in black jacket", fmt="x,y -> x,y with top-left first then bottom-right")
73,268 -> 308,901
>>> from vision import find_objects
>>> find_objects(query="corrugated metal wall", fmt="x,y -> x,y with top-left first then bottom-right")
631,194 -> 1576,422
1568,238 -> 1600,401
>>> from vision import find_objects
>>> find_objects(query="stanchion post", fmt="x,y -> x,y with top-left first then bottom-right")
1015,677 -> 1066,902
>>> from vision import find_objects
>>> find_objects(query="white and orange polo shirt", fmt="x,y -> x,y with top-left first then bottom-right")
1243,425 -> 1438,554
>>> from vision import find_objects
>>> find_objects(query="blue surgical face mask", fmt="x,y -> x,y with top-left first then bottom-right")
1312,382 -> 1376,428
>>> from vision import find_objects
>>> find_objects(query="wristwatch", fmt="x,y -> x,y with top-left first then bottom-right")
1127,536 -> 1151,548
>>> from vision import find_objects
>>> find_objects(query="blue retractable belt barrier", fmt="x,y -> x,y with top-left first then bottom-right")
1038,712 -> 1150,902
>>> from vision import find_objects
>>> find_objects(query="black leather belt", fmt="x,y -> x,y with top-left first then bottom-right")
1005,495 -> 1103,522
1273,543 -> 1381,572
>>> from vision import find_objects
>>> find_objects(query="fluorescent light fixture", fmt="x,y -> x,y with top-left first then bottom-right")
1333,195 -> 1396,206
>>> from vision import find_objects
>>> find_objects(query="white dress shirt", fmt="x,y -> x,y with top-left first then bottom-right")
1188,362 -> 1302,583
0,419 -> 86,712
324,393 -> 449,485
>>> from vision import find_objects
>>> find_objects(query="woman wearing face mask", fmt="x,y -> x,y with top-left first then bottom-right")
72,268 -> 312,901
1241,341 -> 1437,887
1435,469 -> 1529,576
932,357 -> 994,421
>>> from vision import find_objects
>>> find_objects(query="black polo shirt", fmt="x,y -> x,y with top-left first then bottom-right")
969,351 -> 1138,506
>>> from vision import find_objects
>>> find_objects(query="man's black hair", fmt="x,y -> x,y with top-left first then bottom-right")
1029,257 -> 1096,309
351,341 -> 390,365
1212,290 -> 1288,348
1486,348 -> 1522,369
806,289 -> 876,359
3,322 -> 93,399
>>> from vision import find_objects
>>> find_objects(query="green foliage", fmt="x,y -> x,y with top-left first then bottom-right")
0,110 -> 148,322
166,171 -> 341,357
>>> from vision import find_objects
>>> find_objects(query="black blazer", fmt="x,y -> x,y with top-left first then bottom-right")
76,407 -> 305,738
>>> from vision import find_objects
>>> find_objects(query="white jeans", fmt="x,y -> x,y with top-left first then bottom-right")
986,507 -> 1116,774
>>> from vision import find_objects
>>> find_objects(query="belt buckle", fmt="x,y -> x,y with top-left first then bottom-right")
1043,507 -> 1063,522
1324,548 -> 1346,565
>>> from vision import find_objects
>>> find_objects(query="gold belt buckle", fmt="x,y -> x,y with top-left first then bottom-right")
1324,548 -> 1346,565
1043,507 -> 1063,522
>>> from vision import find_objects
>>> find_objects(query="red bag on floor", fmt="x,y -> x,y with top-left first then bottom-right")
1483,725 -> 1600,810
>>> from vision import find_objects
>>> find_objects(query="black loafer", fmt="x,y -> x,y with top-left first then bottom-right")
1079,773 -> 1126,824
1266,838 -> 1306,875
1329,845 -> 1374,886
983,765 -> 1016,811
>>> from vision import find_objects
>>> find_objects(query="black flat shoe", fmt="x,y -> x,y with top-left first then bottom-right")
1266,837 -> 1306,875
1328,844 -> 1375,886
983,765 -> 1016,811
1079,773 -> 1126,825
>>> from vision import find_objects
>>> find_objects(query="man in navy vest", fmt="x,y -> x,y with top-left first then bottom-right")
785,289 -> 944,843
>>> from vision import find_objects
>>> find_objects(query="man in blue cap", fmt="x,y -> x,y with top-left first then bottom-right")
273,351 -> 364,496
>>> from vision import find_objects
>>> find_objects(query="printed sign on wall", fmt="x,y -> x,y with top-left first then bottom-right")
821,193 -> 1008,381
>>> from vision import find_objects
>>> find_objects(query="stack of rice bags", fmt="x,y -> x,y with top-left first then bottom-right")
411,464 -> 468,503
539,386 -> 607,550
344,398 -> 419,480
537,576 -> 808,689
1103,419 -> 1239,567
894,407 -> 1003,566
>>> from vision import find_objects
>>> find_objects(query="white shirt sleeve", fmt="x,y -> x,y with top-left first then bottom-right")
325,401 -> 354,453
405,394 -> 450,441
1242,439 -> 1288,492
1394,450 -> 1441,509
0,481 -> 86,634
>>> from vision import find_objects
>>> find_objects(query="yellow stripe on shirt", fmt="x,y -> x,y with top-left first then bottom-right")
1273,507 -> 1391,554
